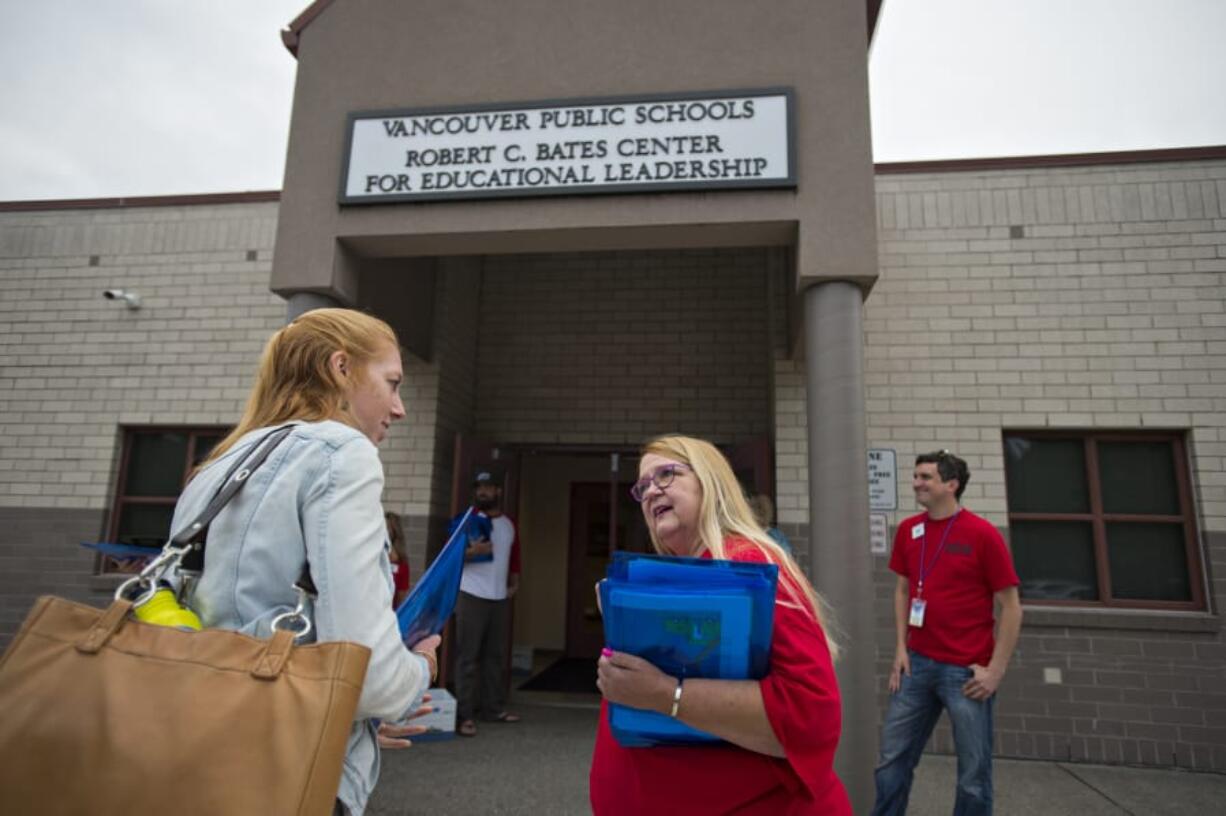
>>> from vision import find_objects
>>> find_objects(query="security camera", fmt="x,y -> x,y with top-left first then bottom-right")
102,289 -> 141,310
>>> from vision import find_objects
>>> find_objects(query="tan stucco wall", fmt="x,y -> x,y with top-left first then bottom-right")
271,0 -> 878,300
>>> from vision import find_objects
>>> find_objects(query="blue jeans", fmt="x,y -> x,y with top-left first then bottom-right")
871,651 -> 994,816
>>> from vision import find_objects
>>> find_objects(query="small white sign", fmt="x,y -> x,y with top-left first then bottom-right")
870,513 -> 889,555
868,448 -> 897,511
341,88 -> 794,203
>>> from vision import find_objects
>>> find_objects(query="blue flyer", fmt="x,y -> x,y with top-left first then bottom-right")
396,506 -> 474,645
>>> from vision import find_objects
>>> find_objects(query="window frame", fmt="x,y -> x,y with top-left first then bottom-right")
102,425 -> 230,573
1002,429 -> 1206,611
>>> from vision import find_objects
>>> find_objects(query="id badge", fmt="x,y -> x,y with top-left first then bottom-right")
909,598 -> 926,628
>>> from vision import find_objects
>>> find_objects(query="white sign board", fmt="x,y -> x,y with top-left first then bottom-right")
341,89 -> 794,203
868,448 -> 897,511
870,513 -> 889,555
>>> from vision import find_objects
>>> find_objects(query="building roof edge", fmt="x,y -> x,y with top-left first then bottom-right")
874,145 -> 1226,175
0,190 -> 281,212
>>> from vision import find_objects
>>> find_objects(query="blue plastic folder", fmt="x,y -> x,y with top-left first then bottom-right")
396,506 -> 475,646
80,541 -> 159,560
600,551 -> 778,748
447,510 -> 493,563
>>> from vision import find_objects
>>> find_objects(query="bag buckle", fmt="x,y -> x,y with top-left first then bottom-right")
115,544 -> 192,607
270,583 -> 313,641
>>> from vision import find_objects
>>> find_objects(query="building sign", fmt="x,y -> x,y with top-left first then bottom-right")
340,88 -> 794,204
868,448 -> 897,511
869,513 -> 889,555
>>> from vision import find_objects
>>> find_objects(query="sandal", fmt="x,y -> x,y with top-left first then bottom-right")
487,711 -> 521,724
457,719 -> 477,737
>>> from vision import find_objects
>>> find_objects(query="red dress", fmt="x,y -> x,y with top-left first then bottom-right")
589,538 -> 852,815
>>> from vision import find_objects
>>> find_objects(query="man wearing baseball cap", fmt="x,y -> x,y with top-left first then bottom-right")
454,470 -> 522,737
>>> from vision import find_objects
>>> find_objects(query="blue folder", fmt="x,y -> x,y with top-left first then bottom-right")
600,551 -> 778,748
80,541 -> 159,560
396,506 -> 475,646
447,510 -> 493,563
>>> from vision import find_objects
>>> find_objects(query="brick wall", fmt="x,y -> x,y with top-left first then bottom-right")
0,202 -> 462,633
0,201 -> 285,645
391,248 -> 781,580
3,156 -> 1223,767
863,159 -> 1226,771
0,202 -> 285,510
773,158 -> 1226,771
0,508 -> 102,646
429,258 -> 481,515
475,248 -> 776,446
385,258 -> 483,575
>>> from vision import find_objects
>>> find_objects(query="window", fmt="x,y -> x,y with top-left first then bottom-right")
103,427 -> 228,572
1002,431 -> 1205,609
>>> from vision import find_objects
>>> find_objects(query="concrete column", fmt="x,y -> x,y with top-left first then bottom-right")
285,291 -> 342,322
803,280 -> 876,812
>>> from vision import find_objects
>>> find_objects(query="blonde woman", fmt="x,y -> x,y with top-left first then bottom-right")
591,435 -> 850,815
171,309 -> 438,816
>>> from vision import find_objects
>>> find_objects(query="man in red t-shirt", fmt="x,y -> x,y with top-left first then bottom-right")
871,450 -> 1022,816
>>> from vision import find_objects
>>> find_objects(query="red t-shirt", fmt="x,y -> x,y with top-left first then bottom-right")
589,538 -> 851,816
392,559 -> 410,594
888,508 -> 1019,667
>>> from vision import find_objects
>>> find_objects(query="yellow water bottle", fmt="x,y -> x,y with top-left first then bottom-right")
133,584 -> 203,631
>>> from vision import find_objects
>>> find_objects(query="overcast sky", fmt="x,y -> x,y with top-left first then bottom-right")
2,0 -> 1224,201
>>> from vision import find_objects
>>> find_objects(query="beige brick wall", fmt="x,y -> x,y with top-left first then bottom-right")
769,157 -> 1226,772
0,202 -> 285,511
380,326 -> 445,519
776,159 -> 1226,533
870,159 -> 1226,531
0,202 -> 459,520
3,156 -> 1223,767
864,158 -> 1226,772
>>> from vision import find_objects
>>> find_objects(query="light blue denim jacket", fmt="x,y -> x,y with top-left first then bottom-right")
171,420 -> 429,816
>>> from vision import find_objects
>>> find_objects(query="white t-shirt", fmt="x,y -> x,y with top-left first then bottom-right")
459,514 -> 518,600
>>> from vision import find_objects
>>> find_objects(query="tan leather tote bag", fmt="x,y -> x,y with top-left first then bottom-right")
0,426 -> 371,815
0,596 -> 369,815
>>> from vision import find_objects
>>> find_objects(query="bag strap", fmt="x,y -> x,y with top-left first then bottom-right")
176,425 -> 296,573
175,424 -> 319,608
76,599 -> 135,654
251,629 -> 297,679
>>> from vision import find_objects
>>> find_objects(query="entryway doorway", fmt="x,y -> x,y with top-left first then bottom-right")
509,439 -> 774,695
512,450 -> 641,693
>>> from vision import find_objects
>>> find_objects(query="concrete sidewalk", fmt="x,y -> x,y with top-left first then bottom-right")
369,698 -> 1226,815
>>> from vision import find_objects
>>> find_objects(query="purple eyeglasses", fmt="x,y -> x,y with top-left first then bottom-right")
630,463 -> 690,503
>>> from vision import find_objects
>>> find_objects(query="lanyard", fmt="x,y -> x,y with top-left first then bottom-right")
917,509 -> 960,597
